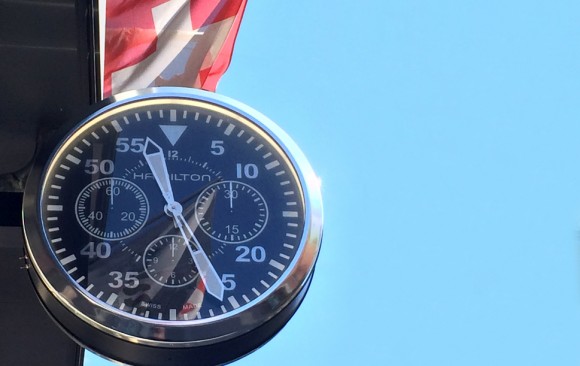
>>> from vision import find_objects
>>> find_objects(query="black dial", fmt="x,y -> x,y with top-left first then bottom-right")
37,96 -> 303,320
24,88 -> 322,366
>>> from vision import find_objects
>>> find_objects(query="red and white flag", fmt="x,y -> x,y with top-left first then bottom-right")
99,0 -> 247,98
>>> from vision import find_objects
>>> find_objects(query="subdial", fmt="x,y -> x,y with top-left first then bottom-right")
143,235 -> 199,288
195,180 -> 268,244
75,177 -> 149,240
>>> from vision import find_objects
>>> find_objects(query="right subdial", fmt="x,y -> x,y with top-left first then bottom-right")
195,180 -> 268,244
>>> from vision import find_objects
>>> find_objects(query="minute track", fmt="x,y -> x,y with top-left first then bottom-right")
37,95 -> 308,321
23,88 -> 322,366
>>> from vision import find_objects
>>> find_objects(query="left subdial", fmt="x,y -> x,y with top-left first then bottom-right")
75,177 -> 150,240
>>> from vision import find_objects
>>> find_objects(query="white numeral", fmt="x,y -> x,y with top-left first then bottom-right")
116,137 -> 145,153
210,140 -> 225,155
80,242 -> 111,259
85,159 -> 114,175
221,274 -> 237,290
236,163 -> 258,179
235,246 -> 266,263
108,271 -> 140,289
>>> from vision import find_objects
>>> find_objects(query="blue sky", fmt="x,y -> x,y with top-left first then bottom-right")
87,1 -> 580,365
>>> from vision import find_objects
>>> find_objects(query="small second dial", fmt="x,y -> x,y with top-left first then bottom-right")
143,235 -> 198,288
75,177 -> 149,240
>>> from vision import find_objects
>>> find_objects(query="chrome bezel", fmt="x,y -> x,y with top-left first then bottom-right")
23,87 -> 323,347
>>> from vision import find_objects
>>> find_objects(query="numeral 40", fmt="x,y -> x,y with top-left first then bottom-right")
80,241 -> 111,259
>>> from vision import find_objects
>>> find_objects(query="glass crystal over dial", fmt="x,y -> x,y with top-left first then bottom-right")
23,88 -> 322,365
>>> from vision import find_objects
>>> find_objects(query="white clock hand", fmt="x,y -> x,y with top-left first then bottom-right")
171,210 -> 224,301
143,138 -> 175,204
229,180 -> 234,210
143,137 -> 224,301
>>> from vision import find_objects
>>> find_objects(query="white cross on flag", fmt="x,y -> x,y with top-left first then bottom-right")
99,0 -> 247,98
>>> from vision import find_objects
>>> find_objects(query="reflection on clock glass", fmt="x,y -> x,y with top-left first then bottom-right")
40,99 -> 305,321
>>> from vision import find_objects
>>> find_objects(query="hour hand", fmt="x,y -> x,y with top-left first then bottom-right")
143,137 -> 174,204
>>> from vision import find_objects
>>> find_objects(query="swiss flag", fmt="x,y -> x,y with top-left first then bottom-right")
101,0 -> 247,98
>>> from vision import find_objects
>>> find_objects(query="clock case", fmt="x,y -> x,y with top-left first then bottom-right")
0,0 -> 97,364
22,88 -> 323,366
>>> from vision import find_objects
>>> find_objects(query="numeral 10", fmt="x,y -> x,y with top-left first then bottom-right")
236,163 -> 258,179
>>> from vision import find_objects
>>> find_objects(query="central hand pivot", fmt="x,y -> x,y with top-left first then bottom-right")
164,201 -> 183,217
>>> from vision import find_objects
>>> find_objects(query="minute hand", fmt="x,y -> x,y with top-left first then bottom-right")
143,138 -> 224,301
143,138 -> 175,204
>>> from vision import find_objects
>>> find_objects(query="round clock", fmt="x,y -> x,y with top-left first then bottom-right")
23,87 -> 323,366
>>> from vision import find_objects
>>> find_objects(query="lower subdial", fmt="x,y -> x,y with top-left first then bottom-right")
195,180 -> 268,244
75,177 -> 149,240
143,235 -> 199,288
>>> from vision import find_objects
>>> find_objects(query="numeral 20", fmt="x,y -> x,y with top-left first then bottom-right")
235,245 -> 266,263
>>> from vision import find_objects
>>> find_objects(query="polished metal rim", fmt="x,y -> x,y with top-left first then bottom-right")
23,87 -> 323,347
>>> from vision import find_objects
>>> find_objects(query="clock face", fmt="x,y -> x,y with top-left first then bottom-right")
24,89 -> 322,353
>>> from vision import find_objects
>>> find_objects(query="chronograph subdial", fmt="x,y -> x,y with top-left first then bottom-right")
143,235 -> 199,288
195,180 -> 268,244
75,177 -> 149,240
